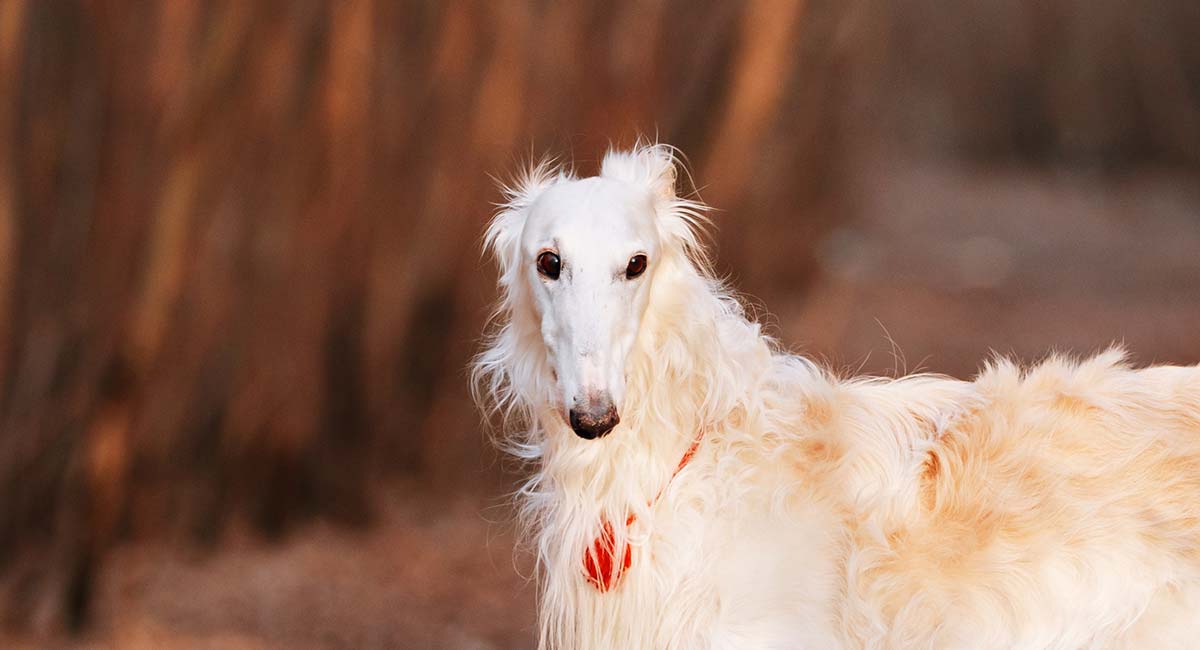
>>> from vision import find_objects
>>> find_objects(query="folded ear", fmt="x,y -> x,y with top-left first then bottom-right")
485,158 -> 565,282
599,142 -> 678,201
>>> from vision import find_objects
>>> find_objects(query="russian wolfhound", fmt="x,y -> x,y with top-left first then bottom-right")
473,143 -> 1200,649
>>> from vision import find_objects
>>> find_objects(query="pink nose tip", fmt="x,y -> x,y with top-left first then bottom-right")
568,399 -> 620,439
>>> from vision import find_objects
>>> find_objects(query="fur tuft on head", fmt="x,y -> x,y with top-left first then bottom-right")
599,141 -> 678,199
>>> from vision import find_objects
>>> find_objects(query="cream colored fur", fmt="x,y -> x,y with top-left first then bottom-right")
473,143 -> 1200,649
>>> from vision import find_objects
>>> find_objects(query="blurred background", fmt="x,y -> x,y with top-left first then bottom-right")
0,1 -> 1197,647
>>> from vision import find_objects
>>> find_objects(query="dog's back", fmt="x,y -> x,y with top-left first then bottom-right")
831,350 -> 1200,646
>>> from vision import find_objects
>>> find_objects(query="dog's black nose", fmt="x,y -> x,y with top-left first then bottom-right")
569,403 -> 620,440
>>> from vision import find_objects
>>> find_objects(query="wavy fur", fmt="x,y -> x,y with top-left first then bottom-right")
473,144 -> 1200,648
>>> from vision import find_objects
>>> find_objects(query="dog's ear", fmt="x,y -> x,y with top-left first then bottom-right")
602,143 -> 712,268
600,143 -> 678,201
485,158 -> 562,283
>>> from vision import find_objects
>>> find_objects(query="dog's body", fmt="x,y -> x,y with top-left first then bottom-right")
474,144 -> 1200,648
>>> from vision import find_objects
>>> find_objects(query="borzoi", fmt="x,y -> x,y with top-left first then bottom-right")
473,143 -> 1200,648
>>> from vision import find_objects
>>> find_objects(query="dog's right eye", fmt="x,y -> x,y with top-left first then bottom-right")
537,251 -> 561,280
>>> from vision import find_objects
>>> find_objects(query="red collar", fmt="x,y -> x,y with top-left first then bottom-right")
583,430 -> 705,592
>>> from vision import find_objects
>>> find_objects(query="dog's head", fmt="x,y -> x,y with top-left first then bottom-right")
480,144 -> 707,440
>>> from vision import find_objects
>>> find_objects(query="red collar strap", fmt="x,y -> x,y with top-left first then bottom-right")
583,430 -> 706,592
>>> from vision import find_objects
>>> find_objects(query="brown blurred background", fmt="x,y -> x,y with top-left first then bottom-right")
0,1 -> 1197,647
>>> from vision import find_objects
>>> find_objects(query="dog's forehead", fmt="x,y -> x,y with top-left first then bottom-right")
524,177 -> 656,246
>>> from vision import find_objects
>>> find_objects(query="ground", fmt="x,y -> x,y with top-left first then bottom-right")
5,486 -> 536,649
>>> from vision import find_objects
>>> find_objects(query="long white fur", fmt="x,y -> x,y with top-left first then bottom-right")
473,143 -> 1200,649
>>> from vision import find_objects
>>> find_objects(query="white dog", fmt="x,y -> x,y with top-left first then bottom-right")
473,143 -> 1200,649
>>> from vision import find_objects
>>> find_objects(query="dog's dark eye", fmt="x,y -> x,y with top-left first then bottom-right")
537,251 -> 561,280
625,254 -> 647,279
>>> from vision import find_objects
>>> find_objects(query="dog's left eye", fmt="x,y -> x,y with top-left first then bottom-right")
537,251 -> 561,280
625,255 -> 647,279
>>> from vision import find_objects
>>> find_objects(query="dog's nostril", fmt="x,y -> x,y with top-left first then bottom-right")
568,410 -> 593,439
569,407 -> 620,440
